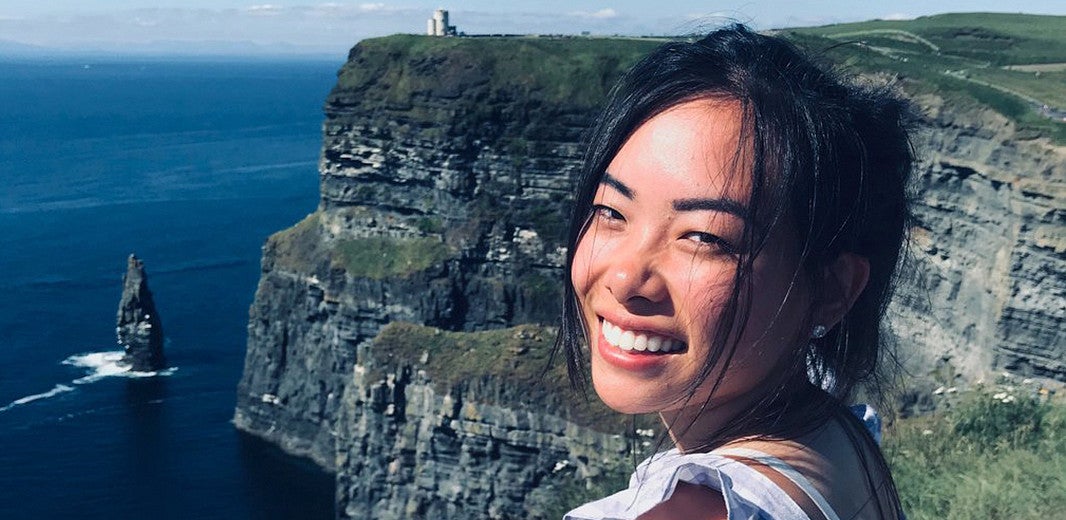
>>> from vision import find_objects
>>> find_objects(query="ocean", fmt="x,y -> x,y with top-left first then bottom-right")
0,57 -> 341,519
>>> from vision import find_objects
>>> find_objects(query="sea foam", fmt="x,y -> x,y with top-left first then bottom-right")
64,351 -> 178,383
0,350 -> 177,413
0,384 -> 76,412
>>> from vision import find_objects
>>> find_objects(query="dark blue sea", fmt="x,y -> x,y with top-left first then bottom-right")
0,57 -> 341,519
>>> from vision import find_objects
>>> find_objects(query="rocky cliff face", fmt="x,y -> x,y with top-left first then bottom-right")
893,96 -> 1065,384
234,34 -> 1065,515
334,323 -> 636,520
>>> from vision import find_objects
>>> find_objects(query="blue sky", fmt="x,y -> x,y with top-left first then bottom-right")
2,1 -> 1064,55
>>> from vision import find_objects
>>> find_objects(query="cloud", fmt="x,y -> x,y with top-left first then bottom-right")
132,16 -> 159,27
358,3 -> 387,11
246,4 -> 284,16
569,8 -> 617,20
880,13 -> 914,21
684,11 -> 731,21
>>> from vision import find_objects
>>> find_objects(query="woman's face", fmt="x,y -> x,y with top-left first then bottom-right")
571,99 -> 813,420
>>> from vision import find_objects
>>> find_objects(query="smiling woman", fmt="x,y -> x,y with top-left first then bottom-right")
557,24 -> 914,520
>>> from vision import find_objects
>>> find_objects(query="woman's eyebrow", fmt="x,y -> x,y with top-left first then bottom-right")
672,197 -> 749,220
601,172 -> 634,199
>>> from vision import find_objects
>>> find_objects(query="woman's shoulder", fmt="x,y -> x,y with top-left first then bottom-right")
715,406 -> 894,520
564,407 -> 894,520
564,447 -> 817,520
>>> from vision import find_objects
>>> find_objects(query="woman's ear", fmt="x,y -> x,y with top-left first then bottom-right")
812,252 -> 870,330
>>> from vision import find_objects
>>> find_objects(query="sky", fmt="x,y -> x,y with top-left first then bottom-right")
1,1 -> 1065,56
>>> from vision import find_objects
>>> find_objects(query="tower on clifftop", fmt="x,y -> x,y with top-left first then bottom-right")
426,8 -> 456,36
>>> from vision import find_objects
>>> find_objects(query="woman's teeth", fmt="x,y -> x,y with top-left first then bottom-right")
602,320 -> 683,353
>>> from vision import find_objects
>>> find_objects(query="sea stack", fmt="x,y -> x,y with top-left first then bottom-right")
117,254 -> 165,372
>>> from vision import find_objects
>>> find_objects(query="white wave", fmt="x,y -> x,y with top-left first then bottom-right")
65,351 -> 128,383
0,351 -> 177,413
64,351 -> 178,383
221,160 -> 317,175
0,384 -> 76,412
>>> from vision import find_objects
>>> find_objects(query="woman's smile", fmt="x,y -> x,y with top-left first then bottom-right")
599,318 -> 685,354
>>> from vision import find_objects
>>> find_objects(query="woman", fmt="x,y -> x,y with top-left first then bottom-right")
557,25 -> 913,520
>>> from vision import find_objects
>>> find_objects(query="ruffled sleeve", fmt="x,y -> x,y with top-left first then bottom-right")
563,450 -> 814,520
564,406 -> 883,520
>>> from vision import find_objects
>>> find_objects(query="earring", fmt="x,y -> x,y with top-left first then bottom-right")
811,324 -> 828,339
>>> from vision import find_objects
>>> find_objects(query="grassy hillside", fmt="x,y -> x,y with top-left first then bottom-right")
795,13 -> 1066,64
344,15 -> 1066,144
338,35 -> 661,108
785,13 -> 1066,142
884,380 -> 1065,519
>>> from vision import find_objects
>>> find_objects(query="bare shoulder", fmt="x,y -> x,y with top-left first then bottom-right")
637,481 -> 728,520
722,417 -> 895,519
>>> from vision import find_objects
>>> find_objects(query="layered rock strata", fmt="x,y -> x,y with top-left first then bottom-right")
335,323 -> 637,520
117,254 -> 165,372
893,98 -> 1066,383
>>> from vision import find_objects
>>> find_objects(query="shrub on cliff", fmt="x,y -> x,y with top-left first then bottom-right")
333,236 -> 453,279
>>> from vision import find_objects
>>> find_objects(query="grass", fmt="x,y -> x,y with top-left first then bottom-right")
884,383 -> 1066,519
339,35 -> 660,108
331,34 -> 662,145
965,67 -> 1066,110
332,236 -> 453,280
782,16 -> 1066,143
268,211 -> 325,273
794,13 -> 1066,65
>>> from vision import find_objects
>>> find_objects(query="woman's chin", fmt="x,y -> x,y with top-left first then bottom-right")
591,378 -> 662,415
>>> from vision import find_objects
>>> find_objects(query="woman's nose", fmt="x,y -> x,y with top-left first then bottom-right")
604,252 -> 668,307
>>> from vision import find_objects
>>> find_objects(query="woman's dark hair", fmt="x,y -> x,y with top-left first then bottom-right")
553,23 -> 914,514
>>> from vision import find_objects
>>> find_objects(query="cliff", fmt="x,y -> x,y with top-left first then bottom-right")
234,35 -> 660,472
234,29 -> 1065,517
895,97 -> 1066,384
787,14 -> 1066,387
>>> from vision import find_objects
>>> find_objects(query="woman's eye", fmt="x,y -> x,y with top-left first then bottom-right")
684,232 -> 737,254
593,205 -> 624,222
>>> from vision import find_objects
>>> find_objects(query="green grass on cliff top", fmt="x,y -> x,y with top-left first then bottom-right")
338,34 -> 661,108
785,13 -> 1066,143
341,15 -> 1066,143
794,13 -> 1066,65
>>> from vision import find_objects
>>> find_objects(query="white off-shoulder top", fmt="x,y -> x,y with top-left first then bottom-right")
564,405 -> 883,520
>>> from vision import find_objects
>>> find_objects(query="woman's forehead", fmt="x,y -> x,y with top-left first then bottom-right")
605,99 -> 751,203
